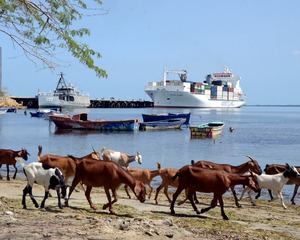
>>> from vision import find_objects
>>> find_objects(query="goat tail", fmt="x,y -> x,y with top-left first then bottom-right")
157,162 -> 161,170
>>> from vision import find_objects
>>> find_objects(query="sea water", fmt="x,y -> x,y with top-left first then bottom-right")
0,106 -> 299,199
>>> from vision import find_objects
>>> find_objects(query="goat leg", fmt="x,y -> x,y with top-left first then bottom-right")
170,186 -> 184,215
6,164 -> 10,181
28,185 -> 39,208
85,186 -> 96,210
40,191 -> 49,208
218,195 -> 229,220
231,187 -> 241,208
13,164 -> 17,179
22,186 -> 28,209
56,188 -> 63,209
103,187 -> 115,214
291,185 -> 299,205
254,189 -> 261,199
187,190 -> 200,214
124,185 -> 131,199
200,194 -> 218,215
154,183 -> 164,205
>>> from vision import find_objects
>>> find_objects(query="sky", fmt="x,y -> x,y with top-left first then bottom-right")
1,0 -> 300,105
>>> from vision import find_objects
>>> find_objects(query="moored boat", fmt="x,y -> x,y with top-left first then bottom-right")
38,73 -> 90,108
145,67 -> 245,108
49,113 -> 138,131
189,121 -> 224,138
139,118 -> 186,131
142,112 -> 190,125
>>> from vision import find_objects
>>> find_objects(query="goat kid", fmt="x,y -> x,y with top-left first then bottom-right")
124,167 -> 160,199
0,148 -> 30,180
170,165 -> 259,220
240,164 -> 300,209
101,147 -> 142,168
17,159 -> 65,209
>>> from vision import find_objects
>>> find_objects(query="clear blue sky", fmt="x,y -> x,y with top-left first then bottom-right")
1,0 -> 300,105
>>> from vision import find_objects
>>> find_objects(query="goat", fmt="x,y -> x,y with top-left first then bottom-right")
170,165 -> 259,220
191,156 -> 262,207
154,162 -> 179,205
37,145 -> 100,206
0,148 -> 30,180
100,147 -> 142,168
17,159 -> 65,209
124,167 -> 160,199
240,164 -> 300,209
67,158 -> 146,214
254,164 -> 300,205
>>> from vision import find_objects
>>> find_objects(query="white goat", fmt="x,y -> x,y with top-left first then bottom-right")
240,164 -> 300,209
18,159 -> 65,209
100,147 -> 142,168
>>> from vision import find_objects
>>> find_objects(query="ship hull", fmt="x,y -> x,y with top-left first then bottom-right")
145,89 -> 245,108
38,94 -> 90,108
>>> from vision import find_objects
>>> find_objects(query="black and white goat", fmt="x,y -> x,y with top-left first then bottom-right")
18,160 -> 65,209
240,164 -> 300,209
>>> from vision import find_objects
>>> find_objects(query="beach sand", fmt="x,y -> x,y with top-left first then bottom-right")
0,178 -> 299,240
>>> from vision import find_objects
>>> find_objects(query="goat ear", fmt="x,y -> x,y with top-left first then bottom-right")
285,163 -> 291,169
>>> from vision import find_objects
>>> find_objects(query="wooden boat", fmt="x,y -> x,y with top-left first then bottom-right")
49,113 -> 138,131
139,118 -> 186,130
142,112 -> 191,125
189,121 -> 224,138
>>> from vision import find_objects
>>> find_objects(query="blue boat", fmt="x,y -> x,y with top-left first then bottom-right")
142,112 -> 191,125
139,118 -> 186,130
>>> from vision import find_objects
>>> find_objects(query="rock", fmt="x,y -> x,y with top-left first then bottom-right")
165,232 -> 174,238
4,211 -> 14,216
162,219 -> 173,226
118,220 -> 129,230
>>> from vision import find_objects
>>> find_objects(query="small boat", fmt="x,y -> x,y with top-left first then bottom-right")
0,110 -> 6,115
142,112 -> 190,125
49,113 -> 138,131
139,118 -> 186,131
30,109 -> 57,118
189,121 -> 224,138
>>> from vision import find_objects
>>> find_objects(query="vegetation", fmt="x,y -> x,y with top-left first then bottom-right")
0,0 -> 107,78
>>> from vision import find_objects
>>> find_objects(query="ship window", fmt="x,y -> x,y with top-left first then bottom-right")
68,96 -> 74,101
59,95 -> 64,100
166,98 -> 170,100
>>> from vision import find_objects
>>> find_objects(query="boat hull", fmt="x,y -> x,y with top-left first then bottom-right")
139,118 -> 185,130
145,89 -> 245,108
142,113 -> 190,125
49,114 -> 138,131
189,122 -> 224,138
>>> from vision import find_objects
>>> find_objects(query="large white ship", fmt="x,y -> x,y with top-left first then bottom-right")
38,73 -> 90,108
145,67 -> 245,108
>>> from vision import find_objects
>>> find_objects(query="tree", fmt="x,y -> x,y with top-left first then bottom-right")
0,0 -> 107,78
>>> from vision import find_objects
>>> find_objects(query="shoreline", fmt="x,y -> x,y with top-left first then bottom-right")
0,178 -> 300,239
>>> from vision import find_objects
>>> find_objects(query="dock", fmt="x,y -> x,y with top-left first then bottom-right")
11,96 -> 153,108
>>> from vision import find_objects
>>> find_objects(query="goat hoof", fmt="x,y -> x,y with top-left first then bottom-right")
170,209 -> 175,215
22,206 -> 27,209
196,210 -> 201,214
35,204 -> 39,208
223,216 -> 229,220
102,204 -> 108,210
291,202 -> 296,205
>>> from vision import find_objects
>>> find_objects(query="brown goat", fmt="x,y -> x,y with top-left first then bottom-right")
154,163 -> 179,204
255,164 -> 300,204
67,158 -> 146,214
192,156 -> 262,207
124,167 -> 160,199
37,145 -> 100,205
0,148 -> 30,180
170,165 -> 259,220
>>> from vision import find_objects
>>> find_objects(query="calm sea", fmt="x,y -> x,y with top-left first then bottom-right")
0,106 -> 299,198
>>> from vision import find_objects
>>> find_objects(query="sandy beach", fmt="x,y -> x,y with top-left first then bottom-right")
0,178 -> 299,240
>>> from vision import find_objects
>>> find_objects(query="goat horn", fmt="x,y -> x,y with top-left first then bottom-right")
92,147 -> 96,153
246,156 -> 254,161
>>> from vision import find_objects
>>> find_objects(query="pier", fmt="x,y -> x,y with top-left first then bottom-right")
11,96 -> 153,108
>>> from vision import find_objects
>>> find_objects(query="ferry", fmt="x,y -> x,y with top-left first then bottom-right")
145,67 -> 245,108
38,73 -> 90,108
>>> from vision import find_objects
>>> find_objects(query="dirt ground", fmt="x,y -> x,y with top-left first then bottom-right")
0,178 -> 300,240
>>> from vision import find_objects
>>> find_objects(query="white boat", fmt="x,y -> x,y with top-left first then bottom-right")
145,67 -> 245,108
38,73 -> 90,108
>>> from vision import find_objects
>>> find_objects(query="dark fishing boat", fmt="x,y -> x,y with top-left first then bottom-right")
142,112 -> 190,125
139,118 -> 186,130
49,113 -> 138,131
